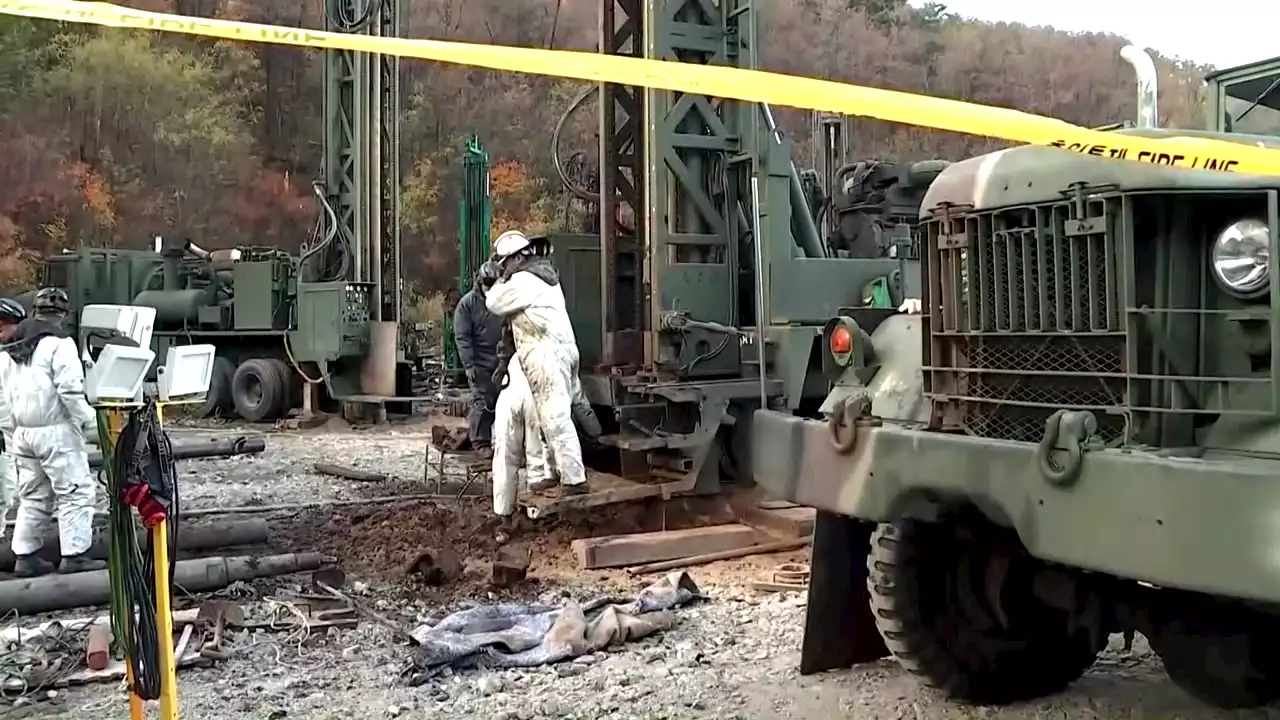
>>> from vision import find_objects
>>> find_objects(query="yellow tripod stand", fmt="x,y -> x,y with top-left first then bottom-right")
80,310 -> 215,719
100,403 -> 179,720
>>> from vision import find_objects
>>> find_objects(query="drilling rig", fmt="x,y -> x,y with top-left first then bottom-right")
33,0 -> 413,423
523,0 -> 945,518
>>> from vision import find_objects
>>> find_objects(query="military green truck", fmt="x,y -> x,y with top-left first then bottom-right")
751,50 -> 1280,709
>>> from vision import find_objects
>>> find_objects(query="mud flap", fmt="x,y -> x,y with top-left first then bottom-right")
800,511 -> 889,674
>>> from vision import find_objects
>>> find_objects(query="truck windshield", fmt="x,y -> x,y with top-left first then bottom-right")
1223,72 -> 1280,136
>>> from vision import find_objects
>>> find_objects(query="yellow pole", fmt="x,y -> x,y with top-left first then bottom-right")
152,402 -> 179,719
153,518 -> 179,719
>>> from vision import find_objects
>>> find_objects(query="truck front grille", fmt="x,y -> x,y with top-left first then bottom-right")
923,200 -> 1128,444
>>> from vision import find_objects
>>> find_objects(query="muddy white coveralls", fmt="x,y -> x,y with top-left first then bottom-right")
492,355 -> 553,516
486,263 -> 587,490
0,334 -> 98,557
0,388 -> 13,540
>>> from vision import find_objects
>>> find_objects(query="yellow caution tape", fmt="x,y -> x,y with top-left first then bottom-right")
7,0 -> 1280,177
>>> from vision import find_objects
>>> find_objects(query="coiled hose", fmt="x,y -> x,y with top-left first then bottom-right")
105,400 -> 180,701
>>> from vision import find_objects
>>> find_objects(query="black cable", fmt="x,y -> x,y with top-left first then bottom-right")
111,400 -> 180,701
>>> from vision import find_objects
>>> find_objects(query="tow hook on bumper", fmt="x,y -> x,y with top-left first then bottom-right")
827,395 -> 876,455
1036,409 -> 1099,488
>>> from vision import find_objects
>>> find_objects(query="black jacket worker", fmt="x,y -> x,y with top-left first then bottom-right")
453,262 -> 504,454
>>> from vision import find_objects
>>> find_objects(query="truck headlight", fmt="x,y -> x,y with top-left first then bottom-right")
1211,218 -> 1270,297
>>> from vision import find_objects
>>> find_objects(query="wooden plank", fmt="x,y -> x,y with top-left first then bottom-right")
572,524 -> 758,569
738,504 -> 816,539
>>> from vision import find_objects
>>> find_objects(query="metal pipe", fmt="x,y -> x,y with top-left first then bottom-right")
759,104 -> 826,258
751,176 -> 768,410
1120,45 -> 1159,128
86,435 -> 266,469
183,240 -> 211,260
0,518 -> 270,572
369,24 -> 384,322
0,553 -> 334,615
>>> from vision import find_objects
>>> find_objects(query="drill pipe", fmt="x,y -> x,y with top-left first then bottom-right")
0,518 -> 270,572
0,552 -> 334,615
86,435 -> 266,469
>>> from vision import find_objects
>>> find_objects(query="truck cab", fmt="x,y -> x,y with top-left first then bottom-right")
1207,56 -> 1280,136
752,51 -> 1280,710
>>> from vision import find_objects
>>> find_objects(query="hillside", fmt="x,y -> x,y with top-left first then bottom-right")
0,0 -> 1215,292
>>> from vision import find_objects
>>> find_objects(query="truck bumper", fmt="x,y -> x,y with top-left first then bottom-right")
752,409 -> 1280,604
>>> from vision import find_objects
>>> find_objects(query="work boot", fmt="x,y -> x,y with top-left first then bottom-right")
58,553 -> 106,574
13,554 -> 55,578
559,482 -> 590,497
494,514 -> 524,544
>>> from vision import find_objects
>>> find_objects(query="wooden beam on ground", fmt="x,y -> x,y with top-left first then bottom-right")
572,524 -> 759,570
736,503 -> 816,539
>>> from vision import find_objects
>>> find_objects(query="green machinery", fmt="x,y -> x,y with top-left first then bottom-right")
525,0 -> 934,518
751,48 -> 1280,709
34,0 -> 412,423
443,135 -> 494,385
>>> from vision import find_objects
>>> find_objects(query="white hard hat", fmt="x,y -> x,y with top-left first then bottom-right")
493,230 -> 532,259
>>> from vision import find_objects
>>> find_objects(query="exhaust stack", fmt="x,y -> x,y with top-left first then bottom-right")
1120,45 -> 1159,128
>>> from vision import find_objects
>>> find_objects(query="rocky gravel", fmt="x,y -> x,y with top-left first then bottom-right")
5,419 -> 1272,718
24,586 -> 1272,720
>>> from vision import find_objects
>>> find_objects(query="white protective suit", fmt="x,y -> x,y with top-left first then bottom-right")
0,335 -> 98,557
486,266 -> 588,489
0,399 -> 13,539
491,355 -> 552,516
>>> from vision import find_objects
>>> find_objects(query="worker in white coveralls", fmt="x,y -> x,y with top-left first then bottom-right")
486,230 -> 593,497
0,298 -> 28,543
491,350 -> 553,519
1,287 -> 103,577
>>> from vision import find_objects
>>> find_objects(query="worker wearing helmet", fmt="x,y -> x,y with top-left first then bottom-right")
0,287 -> 102,576
0,298 -> 27,543
485,230 -> 591,496
453,262 -> 505,456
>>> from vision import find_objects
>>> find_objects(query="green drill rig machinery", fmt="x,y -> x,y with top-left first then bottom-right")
752,48 -> 1280,710
527,0 -> 944,519
443,135 -> 495,386
32,0 -> 413,422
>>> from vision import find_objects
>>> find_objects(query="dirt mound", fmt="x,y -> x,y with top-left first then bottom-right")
274,494 -> 741,600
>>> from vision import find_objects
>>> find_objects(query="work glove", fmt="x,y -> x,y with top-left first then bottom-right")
492,364 -> 509,390
898,298 -> 922,314
501,260 -> 522,281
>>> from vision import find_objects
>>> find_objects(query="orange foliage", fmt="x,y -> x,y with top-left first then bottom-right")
490,160 -> 531,199
0,137 -> 118,253
63,162 -> 116,230
220,168 -> 315,248
489,159 -> 552,239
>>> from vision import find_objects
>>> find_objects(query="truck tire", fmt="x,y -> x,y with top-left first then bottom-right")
1151,608 -> 1280,708
194,357 -> 235,419
231,358 -> 286,422
867,520 -> 1100,704
266,358 -> 297,417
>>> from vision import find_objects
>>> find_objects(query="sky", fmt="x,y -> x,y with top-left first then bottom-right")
915,0 -> 1274,69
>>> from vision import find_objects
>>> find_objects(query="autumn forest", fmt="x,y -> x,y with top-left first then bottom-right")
0,0 -> 1217,298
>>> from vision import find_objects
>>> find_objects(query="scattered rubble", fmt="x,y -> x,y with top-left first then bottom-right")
0,422 -> 1259,719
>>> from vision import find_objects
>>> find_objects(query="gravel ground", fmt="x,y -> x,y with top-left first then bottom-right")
4,419 -> 1270,719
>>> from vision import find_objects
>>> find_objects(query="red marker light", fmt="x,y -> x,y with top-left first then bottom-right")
830,326 -> 853,355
